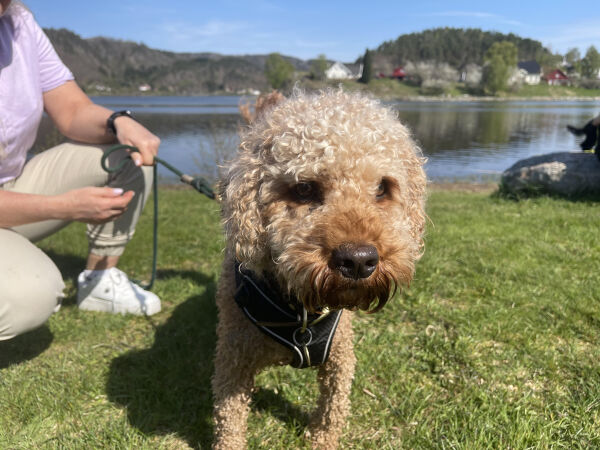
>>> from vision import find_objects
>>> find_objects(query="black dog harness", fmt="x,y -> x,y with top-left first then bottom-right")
234,263 -> 342,369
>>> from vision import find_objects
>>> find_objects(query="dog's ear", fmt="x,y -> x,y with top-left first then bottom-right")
239,91 -> 285,124
404,150 -> 427,259
222,92 -> 285,270
386,115 -> 428,260
220,150 -> 268,270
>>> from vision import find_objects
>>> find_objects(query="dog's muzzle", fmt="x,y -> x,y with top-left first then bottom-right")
330,243 -> 379,280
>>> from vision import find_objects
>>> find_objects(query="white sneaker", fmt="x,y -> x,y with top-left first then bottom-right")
77,267 -> 161,316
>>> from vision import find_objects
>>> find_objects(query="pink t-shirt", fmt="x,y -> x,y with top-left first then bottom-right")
0,5 -> 74,184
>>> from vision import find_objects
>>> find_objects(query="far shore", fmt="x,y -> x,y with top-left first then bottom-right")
84,75 -> 600,102
87,91 -> 600,103
388,95 -> 600,102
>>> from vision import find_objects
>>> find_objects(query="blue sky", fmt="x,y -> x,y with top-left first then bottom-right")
26,0 -> 600,62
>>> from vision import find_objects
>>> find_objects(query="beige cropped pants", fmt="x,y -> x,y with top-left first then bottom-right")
0,142 -> 153,340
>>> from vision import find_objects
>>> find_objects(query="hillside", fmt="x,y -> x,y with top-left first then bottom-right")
45,27 -> 554,95
45,28 -> 309,95
370,28 -> 553,75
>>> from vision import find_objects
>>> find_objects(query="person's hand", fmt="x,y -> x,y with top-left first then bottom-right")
114,116 -> 160,166
57,187 -> 134,224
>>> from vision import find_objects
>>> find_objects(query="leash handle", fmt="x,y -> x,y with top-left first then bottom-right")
101,144 -> 138,173
101,144 -> 215,199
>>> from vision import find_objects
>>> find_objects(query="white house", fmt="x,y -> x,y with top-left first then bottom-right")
325,62 -> 363,80
510,61 -> 542,85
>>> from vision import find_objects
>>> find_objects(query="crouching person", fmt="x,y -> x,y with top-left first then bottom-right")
0,0 -> 160,341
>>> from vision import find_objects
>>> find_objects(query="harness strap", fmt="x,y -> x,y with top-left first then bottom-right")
233,263 -> 342,369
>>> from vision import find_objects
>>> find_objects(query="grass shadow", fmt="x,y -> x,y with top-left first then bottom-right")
106,269 -> 314,447
494,181 -> 600,203
44,249 -> 87,305
252,386 -> 311,435
44,249 -> 86,279
0,326 -> 54,369
494,188 -> 600,202
106,271 -> 217,448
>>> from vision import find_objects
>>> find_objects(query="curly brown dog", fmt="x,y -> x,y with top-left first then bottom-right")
212,89 -> 426,449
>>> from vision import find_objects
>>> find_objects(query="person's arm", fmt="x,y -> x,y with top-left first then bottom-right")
0,187 -> 134,228
42,81 -> 160,166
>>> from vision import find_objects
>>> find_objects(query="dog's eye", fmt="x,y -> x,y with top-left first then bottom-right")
295,182 -> 313,198
376,177 -> 399,202
290,181 -> 322,204
376,180 -> 387,200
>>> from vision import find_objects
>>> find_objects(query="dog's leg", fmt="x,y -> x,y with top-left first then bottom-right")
212,317 -> 291,449
212,261 -> 257,450
308,311 -> 356,450
212,324 -> 258,450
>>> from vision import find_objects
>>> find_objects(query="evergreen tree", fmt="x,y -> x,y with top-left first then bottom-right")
264,53 -> 294,89
359,49 -> 373,84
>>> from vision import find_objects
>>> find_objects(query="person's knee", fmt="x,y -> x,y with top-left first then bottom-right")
0,231 -> 64,340
1,280 -> 64,341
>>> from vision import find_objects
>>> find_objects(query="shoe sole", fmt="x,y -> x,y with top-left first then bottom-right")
77,297 -> 161,316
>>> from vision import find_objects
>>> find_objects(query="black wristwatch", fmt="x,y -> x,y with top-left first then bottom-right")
107,110 -> 134,135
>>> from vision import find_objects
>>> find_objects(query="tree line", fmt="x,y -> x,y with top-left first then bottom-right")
47,25 -> 600,95
375,27 -> 549,69
266,28 -> 600,96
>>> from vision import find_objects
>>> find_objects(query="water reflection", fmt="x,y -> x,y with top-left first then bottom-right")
135,113 -> 240,182
31,97 -> 600,183
392,100 -> 599,179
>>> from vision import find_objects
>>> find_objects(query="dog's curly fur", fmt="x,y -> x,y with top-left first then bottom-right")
212,89 -> 426,449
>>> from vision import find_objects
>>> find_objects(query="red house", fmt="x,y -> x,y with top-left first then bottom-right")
544,69 -> 570,86
391,67 -> 406,80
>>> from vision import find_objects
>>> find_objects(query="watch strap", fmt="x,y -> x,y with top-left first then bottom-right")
107,110 -> 134,135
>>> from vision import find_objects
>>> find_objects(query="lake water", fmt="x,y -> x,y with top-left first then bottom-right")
34,95 -> 600,183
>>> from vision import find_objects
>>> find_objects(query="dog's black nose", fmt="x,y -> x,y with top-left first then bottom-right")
330,243 -> 379,280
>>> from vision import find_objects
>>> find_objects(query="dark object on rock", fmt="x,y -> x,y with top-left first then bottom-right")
501,152 -> 600,197
566,120 -> 600,156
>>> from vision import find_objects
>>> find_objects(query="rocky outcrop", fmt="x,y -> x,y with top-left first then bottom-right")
500,152 -> 600,197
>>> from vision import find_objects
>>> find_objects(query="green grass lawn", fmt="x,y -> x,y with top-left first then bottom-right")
514,84 -> 600,98
299,78 -> 600,100
1,187 -> 600,449
299,78 -> 422,99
